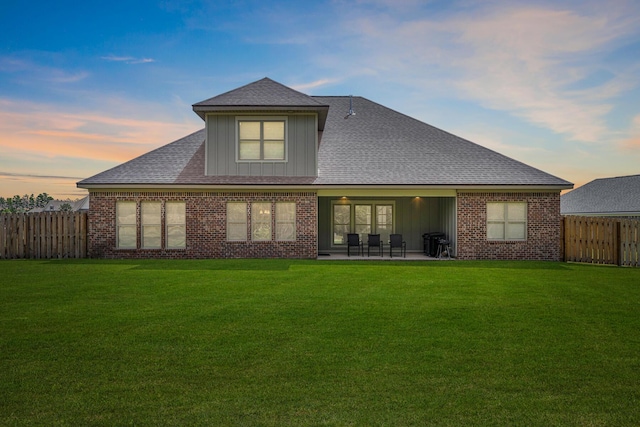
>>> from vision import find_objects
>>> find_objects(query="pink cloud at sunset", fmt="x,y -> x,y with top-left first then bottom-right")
0,98 -> 201,197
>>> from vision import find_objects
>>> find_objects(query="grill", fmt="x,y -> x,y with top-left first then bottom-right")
422,233 -> 446,257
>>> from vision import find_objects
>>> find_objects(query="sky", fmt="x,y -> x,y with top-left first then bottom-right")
1,0 -> 639,199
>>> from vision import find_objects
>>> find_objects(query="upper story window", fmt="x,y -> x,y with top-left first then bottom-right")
237,117 -> 287,161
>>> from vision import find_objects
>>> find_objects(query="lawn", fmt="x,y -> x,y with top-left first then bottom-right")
1,259 -> 639,426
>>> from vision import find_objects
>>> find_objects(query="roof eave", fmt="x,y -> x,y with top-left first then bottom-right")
192,105 -> 330,130
78,183 -> 572,192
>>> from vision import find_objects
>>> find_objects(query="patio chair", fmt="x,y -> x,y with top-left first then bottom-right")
367,234 -> 384,257
347,233 -> 363,256
389,234 -> 406,258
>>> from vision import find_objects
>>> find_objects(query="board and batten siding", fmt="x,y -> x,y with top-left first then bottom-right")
205,114 -> 317,177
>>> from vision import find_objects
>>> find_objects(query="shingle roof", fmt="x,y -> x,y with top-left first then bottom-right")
193,77 -> 327,108
314,96 -> 570,186
78,78 -> 572,189
78,129 -> 205,185
561,174 -> 640,215
192,77 -> 330,129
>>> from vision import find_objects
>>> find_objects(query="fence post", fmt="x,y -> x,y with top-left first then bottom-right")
614,220 -> 620,266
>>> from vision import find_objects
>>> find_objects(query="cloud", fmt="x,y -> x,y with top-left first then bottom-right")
327,1 -> 640,144
101,55 -> 155,64
0,98 -> 201,164
290,78 -> 339,91
0,171 -> 84,180
620,113 -> 640,150
0,55 -> 89,84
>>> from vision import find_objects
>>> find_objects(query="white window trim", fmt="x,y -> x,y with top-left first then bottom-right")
487,202 -> 528,241
235,116 -> 288,163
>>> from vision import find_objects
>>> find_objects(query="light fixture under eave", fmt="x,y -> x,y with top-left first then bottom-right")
344,95 -> 356,119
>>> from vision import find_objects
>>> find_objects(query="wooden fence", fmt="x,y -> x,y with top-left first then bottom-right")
563,216 -> 639,267
0,212 -> 87,259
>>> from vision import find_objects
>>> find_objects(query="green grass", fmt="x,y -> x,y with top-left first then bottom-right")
1,259 -> 639,426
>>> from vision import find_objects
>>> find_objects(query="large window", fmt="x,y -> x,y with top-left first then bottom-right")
332,201 -> 395,246
166,202 -> 186,249
276,202 -> 296,241
227,201 -> 297,242
237,118 -> 286,161
227,203 -> 248,241
116,202 -> 137,249
487,202 -> 527,241
117,201 -> 186,250
141,202 -> 161,249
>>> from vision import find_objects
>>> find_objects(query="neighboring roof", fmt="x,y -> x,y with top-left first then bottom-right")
561,174 -> 640,216
79,78 -> 572,190
30,196 -> 90,212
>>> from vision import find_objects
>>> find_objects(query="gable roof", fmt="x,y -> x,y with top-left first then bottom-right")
561,174 -> 640,215
194,77 -> 326,108
78,78 -> 572,190
192,77 -> 330,129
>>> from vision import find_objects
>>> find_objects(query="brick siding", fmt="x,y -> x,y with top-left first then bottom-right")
457,192 -> 562,261
88,191 -> 318,259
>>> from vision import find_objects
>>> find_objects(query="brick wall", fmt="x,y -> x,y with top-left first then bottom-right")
457,191 -> 562,261
88,191 -> 318,259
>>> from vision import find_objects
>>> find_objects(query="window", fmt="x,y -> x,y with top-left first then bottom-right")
166,202 -> 186,249
227,203 -> 248,241
376,205 -> 393,243
141,202 -> 161,249
237,118 -> 286,161
116,202 -> 136,249
252,202 -> 272,241
276,202 -> 296,241
331,200 -> 395,246
354,205 -> 372,242
487,202 -> 527,241
333,204 -> 351,245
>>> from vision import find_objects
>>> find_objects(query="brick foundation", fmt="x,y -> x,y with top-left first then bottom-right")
457,192 -> 562,261
88,191 -> 318,259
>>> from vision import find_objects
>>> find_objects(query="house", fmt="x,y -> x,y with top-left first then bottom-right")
561,174 -> 640,219
30,196 -> 90,213
77,77 -> 573,260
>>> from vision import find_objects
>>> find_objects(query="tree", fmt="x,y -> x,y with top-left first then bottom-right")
0,193 -> 54,213
59,203 -> 73,212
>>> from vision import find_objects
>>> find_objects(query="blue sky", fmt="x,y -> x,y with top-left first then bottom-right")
1,0 -> 639,198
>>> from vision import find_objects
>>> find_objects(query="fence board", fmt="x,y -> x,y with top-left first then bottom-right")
620,220 -> 639,267
0,212 -> 88,259
564,216 -> 639,267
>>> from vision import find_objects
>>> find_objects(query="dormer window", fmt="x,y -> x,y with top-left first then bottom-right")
237,117 -> 287,161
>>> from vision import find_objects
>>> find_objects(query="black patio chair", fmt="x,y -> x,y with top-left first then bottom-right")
389,233 -> 406,258
347,233 -> 363,256
367,233 -> 384,257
